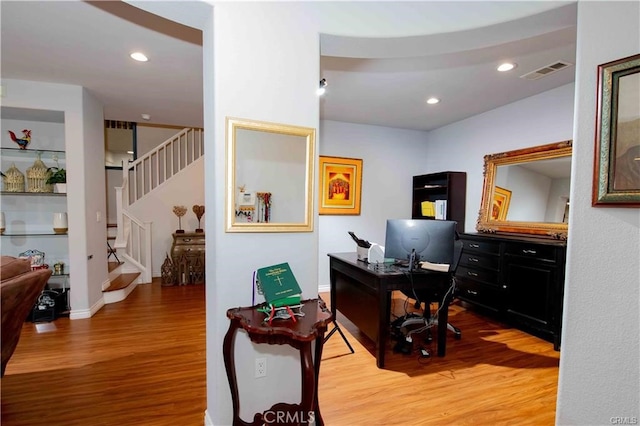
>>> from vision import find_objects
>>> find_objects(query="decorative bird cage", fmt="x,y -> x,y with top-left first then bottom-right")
2,163 -> 25,192
26,154 -> 52,193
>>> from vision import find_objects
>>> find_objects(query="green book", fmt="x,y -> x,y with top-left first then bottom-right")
256,262 -> 302,307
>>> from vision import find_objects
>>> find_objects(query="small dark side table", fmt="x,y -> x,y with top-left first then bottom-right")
223,299 -> 333,426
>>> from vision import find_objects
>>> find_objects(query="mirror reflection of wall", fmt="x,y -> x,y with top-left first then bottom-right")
494,156 -> 571,223
104,120 -> 135,168
235,129 -> 306,223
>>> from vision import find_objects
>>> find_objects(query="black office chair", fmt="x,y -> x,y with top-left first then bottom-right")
397,238 -> 464,343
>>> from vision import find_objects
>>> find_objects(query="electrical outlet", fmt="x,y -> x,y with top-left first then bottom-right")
255,357 -> 267,378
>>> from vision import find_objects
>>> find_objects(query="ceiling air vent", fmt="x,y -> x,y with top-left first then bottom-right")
520,61 -> 573,81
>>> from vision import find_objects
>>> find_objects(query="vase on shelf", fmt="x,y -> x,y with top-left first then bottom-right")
54,183 -> 67,193
53,212 -> 68,234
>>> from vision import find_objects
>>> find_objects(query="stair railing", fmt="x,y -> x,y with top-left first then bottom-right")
124,128 -> 204,205
114,176 -> 152,283
114,127 -> 203,284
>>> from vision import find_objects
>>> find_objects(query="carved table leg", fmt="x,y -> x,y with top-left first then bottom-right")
299,342 -> 315,420
223,319 -> 242,426
313,334 -> 326,426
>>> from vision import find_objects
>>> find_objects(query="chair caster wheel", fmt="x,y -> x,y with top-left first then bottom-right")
454,332 -> 462,340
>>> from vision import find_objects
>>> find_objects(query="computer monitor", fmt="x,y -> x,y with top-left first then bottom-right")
384,219 -> 457,268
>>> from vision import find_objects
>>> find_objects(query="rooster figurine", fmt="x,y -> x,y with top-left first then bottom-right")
8,129 -> 31,149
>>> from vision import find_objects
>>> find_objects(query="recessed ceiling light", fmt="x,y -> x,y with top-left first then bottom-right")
497,62 -> 516,72
426,97 -> 440,105
141,114 -> 151,120
127,151 -> 134,155
130,52 -> 148,62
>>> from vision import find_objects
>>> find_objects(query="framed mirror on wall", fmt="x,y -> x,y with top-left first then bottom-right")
225,117 -> 315,233
477,140 -> 572,239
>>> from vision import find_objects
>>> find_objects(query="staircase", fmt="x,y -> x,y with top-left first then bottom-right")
105,128 -> 204,303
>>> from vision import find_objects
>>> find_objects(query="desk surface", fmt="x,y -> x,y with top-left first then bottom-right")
328,252 -> 447,280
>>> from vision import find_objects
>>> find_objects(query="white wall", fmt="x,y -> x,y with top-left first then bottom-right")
317,120 -> 430,289
425,83 -> 576,233
556,2 -> 640,424
136,124 -> 187,157
1,79 -> 108,318
127,158 -> 204,277
209,4 -> 323,421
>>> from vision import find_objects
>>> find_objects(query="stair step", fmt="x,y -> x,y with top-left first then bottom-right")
107,223 -> 118,228
104,272 -> 140,292
108,261 -> 123,273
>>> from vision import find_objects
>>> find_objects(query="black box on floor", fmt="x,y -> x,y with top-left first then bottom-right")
26,288 -> 69,323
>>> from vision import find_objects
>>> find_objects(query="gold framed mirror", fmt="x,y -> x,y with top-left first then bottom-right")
225,117 -> 315,232
477,140 -> 572,239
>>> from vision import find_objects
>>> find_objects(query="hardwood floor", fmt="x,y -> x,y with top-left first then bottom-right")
1,281 -> 559,425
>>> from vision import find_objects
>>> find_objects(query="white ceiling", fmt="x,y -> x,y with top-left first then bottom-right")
1,1 -> 577,132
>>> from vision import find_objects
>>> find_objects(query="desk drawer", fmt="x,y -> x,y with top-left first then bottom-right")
460,252 -> 499,270
456,265 -> 499,287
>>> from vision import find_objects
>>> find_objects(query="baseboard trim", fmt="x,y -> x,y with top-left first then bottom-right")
318,284 -> 330,293
69,296 -> 105,319
103,281 -> 138,304
101,278 -> 111,291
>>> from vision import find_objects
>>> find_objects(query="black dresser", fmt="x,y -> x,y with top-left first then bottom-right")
455,233 -> 566,350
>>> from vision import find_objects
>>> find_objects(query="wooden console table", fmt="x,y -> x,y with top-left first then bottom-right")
170,232 -> 205,285
223,299 -> 332,426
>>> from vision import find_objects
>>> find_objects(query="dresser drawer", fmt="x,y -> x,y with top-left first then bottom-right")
460,251 -> 499,270
456,265 -> 499,287
504,242 -> 557,263
173,235 -> 205,246
456,280 -> 502,312
461,238 -> 500,254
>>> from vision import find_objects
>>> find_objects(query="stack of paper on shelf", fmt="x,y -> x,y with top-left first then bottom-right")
421,201 -> 435,217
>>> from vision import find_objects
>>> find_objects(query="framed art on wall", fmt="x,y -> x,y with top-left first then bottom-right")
593,53 -> 640,206
318,156 -> 362,215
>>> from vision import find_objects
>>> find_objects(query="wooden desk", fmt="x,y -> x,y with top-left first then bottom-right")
223,299 -> 332,426
328,252 -> 454,368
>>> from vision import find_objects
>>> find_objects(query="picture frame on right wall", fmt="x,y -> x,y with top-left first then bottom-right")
593,53 -> 640,206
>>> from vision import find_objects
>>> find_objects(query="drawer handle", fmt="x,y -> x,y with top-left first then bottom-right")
468,257 -> 479,262
467,271 -> 478,277
522,249 -> 537,254
182,238 -> 192,242
467,290 -> 478,295
469,244 -> 480,248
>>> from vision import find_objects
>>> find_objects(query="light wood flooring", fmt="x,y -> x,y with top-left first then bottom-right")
1,280 -> 559,425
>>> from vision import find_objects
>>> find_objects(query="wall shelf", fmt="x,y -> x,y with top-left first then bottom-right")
1,233 -> 68,237
1,192 -> 66,196
411,171 -> 467,233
